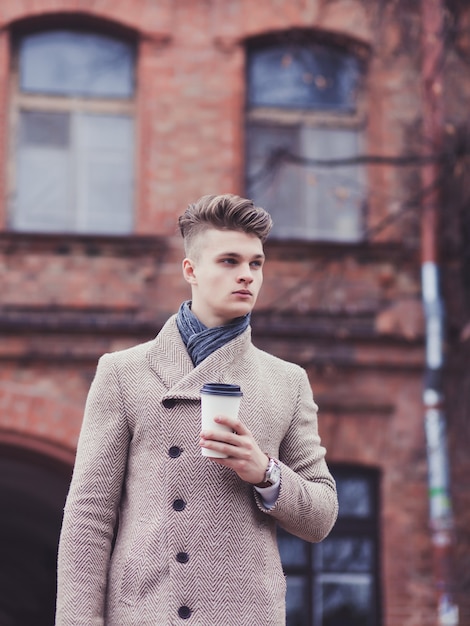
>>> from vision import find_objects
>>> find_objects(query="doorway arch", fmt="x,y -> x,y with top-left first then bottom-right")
0,435 -> 73,626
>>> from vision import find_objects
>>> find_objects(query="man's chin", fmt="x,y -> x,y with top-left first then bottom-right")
221,304 -> 254,323
232,304 -> 255,319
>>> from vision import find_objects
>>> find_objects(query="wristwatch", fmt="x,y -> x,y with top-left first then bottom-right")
256,457 -> 281,488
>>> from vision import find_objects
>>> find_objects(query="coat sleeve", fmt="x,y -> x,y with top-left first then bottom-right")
255,366 -> 338,542
56,353 -> 131,626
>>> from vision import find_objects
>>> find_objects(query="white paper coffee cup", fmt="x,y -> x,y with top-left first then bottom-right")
200,383 -> 243,458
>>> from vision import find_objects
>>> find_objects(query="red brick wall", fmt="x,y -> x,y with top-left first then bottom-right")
0,1 -> 467,625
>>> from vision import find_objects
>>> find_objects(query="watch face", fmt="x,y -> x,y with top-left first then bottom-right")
267,461 -> 281,484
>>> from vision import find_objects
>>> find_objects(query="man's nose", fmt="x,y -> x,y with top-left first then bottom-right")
237,265 -> 254,283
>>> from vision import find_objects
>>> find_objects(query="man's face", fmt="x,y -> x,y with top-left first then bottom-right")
182,228 -> 265,328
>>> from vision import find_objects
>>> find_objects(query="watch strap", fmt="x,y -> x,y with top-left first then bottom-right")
255,456 -> 281,488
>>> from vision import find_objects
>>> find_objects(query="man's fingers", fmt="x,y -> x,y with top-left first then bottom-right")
200,429 -> 246,448
215,415 -> 249,436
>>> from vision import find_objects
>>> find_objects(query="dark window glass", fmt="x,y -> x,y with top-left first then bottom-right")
19,31 -> 135,98
316,537 -> 374,572
286,576 -> 310,626
278,527 -> 309,567
247,43 -> 360,111
336,476 -> 372,518
317,578 -> 373,626
278,468 -> 380,626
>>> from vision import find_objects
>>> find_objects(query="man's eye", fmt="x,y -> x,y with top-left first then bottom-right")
250,261 -> 263,268
222,258 -> 237,264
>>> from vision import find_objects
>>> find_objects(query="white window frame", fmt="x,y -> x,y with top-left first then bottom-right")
8,28 -> 136,235
245,39 -> 368,243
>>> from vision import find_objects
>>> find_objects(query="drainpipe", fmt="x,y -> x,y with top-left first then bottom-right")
421,1 -> 459,624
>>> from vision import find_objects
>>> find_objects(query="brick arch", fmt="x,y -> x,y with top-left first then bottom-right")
0,1 -> 169,38
6,9 -> 140,41
211,0 -> 373,49
243,25 -> 371,63
242,24 -> 372,51
0,430 -> 75,474
0,378 -> 85,457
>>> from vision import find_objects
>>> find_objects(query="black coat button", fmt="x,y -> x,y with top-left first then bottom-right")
162,398 -> 176,409
173,499 -> 186,511
176,552 -> 189,563
169,446 -> 182,458
178,606 -> 191,619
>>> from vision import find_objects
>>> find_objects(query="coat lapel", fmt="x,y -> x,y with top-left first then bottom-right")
146,315 -> 253,401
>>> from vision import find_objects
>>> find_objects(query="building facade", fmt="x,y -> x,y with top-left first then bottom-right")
0,0 -> 469,625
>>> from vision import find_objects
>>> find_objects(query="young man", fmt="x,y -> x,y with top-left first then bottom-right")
56,194 -> 338,626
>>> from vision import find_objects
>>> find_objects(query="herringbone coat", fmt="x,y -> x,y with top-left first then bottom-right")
56,316 -> 338,626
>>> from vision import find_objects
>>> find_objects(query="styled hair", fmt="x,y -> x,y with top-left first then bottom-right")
178,194 -> 273,255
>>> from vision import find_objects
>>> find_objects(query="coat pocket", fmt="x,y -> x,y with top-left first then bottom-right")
118,523 -> 152,606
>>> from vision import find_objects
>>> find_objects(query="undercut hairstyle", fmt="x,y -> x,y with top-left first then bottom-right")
178,194 -> 273,256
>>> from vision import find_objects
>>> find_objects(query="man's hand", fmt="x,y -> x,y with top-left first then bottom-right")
199,415 -> 269,484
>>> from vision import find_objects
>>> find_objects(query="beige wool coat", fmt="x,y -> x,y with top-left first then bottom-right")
56,315 -> 338,626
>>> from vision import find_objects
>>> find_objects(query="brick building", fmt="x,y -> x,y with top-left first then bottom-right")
0,0 -> 469,625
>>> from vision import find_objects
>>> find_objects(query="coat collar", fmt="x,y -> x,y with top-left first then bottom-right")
146,315 -> 253,401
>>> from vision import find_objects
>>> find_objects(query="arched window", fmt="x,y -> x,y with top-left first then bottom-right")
278,466 -> 381,625
9,26 -> 136,234
245,34 -> 366,242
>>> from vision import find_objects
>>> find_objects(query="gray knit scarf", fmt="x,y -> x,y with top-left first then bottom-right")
176,300 -> 250,366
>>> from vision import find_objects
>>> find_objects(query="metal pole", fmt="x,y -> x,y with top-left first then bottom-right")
421,1 -> 459,624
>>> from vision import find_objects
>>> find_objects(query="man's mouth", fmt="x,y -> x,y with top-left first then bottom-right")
233,289 -> 252,296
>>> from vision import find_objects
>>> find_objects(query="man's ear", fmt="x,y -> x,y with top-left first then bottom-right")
182,258 -> 197,285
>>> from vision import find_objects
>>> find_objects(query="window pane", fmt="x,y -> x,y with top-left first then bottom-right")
278,529 -> 308,567
315,575 -> 373,626
246,123 -> 364,241
248,44 -> 360,111
76,113 -> 134,234
20,108 -> 70,147
246,121 -> 301,220
300,126 -> 364,241
13,110 -> 73,232
316,538 -> 373,573
286,576 -> 310,626
336,476 -> 372,518
19,31 -> 134,98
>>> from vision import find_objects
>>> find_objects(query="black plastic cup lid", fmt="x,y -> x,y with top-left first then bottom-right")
200,383 -> 243,397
